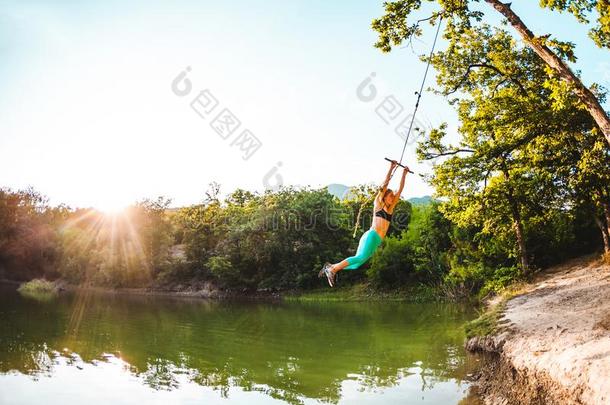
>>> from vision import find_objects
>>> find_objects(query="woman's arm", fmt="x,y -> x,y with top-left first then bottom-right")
379,160 -> 397,195
394,166 -> 409,198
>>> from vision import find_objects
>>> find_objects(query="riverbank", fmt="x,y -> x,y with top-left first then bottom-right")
0,279 -> 241,300
466,255 -> 610,404
2,278 -> 447,303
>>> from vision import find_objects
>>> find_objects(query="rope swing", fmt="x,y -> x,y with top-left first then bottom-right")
352,16 -> 444,238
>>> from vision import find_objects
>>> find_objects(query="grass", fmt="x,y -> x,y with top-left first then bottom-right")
17,279 -> 58,301
464,284 -> 526,339
464,300 -> 507,338
285,282 -> 443,303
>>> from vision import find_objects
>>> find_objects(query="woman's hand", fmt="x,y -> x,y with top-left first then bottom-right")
403,166 -> 410,175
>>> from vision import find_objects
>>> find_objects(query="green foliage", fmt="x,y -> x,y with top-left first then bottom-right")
406,203 -> 452,279
478,266 -> 521,298
539,0 -> 610,49
372,0 -> 609,62
367,236 -> 414,288
178,186 -> 355,290
206,256 -> 240,287
409,22 -> 610,279
0,188 -> 59,281
0,181 -> 605,300
53,200 -> 174,288
372,0 -> 481,53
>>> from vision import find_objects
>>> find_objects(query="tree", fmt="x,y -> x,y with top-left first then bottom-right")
132,197 -> 174,274
0,188 -> 57,280
405,202 -> 453,280
372,0 -> 610,146
416,25 -> 609,274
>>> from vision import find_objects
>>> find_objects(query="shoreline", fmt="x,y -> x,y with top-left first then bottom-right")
0,279 -> 280,301
1,279 -> 450,303
466,255 -> 610,404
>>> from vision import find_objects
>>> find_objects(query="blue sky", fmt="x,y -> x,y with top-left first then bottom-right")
0,0 -> 608,210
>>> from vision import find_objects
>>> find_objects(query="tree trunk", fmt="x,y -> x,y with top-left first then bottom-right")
502,168 -> 530,275
594,214 -> 610,253
602,200 -> 610,243
510,197 -> 529,274
485,0 -> 610,146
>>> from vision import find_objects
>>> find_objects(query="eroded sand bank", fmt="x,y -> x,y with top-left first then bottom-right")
468,256 -> 610,405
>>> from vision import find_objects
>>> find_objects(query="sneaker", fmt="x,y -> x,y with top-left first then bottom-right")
318,263 -> 336,287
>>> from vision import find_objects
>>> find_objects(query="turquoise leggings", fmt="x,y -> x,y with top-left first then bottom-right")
345,229 -> 383,270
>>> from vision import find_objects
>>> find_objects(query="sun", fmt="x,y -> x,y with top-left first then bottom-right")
95,198 -> 128,215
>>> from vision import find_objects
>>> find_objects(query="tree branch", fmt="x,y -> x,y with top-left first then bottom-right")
424,148 -> 475,159
445,63 -> 528,96
484,0 -> 610,144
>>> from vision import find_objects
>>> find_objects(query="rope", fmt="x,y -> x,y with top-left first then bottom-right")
396,15 -> 444,166
351,16 -> 444,238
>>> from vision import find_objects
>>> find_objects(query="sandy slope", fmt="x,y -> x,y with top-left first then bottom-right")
474,256 -> 610,404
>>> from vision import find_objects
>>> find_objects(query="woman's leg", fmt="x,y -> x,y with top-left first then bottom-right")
331,229 -> 382,273
330,259 -> 351,273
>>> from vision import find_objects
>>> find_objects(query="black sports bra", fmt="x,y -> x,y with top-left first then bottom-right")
375,208 -> 392,222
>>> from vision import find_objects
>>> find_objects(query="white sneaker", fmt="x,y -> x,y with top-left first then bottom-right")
317,263 -> 336,287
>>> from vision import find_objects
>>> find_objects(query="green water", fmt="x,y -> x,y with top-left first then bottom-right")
0,286 -> 482,404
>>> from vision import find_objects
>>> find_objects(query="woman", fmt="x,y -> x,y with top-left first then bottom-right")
319,160 -> 409,287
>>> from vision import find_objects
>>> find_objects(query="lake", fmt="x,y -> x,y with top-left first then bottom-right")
0,286 -> 482,404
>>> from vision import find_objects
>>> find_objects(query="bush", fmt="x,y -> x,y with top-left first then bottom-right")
207,256 -> 241,287
17,279 -> 58,301
478,266 -> 521,298
155,259 -> 194,286
367,236 -> 414,289
407,203 -> 452,280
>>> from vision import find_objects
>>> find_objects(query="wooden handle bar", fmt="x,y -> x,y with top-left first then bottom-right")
384,157 -> 415,173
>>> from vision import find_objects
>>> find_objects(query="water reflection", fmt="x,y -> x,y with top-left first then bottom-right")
0,287 -> 480,404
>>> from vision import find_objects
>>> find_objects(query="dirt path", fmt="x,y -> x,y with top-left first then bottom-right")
469,256 -> 610,404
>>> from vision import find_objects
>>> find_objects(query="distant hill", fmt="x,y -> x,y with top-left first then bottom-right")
326,184 -> 352,200
407,196 -> 434,205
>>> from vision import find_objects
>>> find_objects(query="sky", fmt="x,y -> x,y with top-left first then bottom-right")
0,0 -> 608,210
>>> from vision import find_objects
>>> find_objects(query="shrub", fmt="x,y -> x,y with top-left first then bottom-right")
17,279 -> 58,301
207,256 -> 241,287
367,236 -> 414,289
479,266 -> 521,298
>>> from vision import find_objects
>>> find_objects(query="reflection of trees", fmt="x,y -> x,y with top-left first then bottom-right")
142,358 -> 182,390
0,289 -> 478,403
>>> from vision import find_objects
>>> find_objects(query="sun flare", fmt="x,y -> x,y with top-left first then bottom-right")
95,199 -> 128,215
